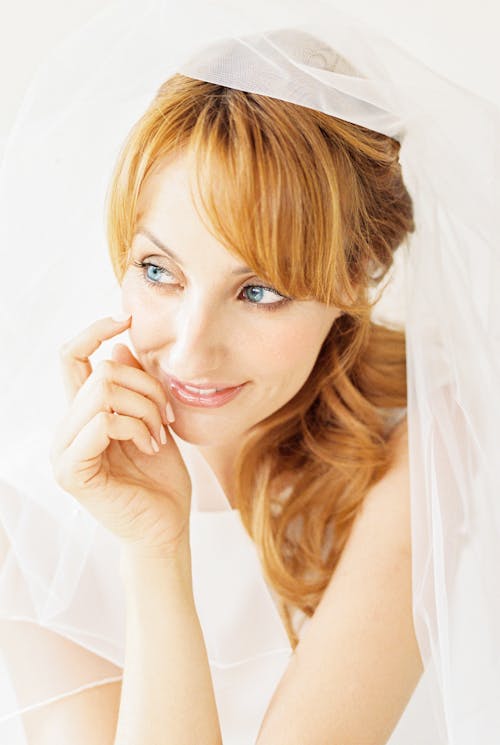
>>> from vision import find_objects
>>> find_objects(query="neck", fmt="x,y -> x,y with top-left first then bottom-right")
195,443 -> 239,509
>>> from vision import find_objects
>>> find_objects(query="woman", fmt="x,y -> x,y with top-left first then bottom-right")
60,85 -> 419,739
0,72 -> 428,745
0,2 -> 498,744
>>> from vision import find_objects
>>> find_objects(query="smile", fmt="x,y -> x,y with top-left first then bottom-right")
167,378 -> 247,408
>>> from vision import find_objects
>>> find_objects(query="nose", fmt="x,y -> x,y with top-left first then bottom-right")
165,291 -> 227,378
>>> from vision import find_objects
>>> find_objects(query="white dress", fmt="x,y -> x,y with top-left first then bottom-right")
0,407 -> 445,744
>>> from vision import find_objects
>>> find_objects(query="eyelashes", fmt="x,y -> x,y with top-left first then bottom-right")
130,259 -> 292,312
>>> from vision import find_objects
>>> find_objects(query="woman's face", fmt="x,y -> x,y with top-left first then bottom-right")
120,152 -> 342,448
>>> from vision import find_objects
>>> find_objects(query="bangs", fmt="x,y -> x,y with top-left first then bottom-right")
184,90 -> 350,306
107,75 -> 408,317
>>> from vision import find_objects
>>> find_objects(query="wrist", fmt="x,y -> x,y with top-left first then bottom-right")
119,531 -> 192,587
120,520 -> 191,560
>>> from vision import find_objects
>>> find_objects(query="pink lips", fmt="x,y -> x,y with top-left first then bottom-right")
165,376 -> 247,408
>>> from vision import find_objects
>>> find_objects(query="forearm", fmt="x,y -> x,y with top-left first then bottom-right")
114,536 -> 223,745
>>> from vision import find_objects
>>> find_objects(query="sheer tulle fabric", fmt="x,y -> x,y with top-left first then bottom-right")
0,426 -> 445,744
0,0 -> 499,742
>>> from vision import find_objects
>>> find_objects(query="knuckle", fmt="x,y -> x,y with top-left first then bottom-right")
95,358 -> 114,379
96,376 -> 114,399
145,395 -> 160,418
96,410 -> 111,428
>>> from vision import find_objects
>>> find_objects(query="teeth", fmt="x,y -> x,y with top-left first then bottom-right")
183,384 -> 219,395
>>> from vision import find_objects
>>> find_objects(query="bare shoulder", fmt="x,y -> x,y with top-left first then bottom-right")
356,411 -> 410,554
255,410 -> 420,744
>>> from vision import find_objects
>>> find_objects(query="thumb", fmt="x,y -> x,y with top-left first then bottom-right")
111,343 -> 144,370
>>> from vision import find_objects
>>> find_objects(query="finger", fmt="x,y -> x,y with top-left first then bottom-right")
111,342 -> 144,371
59,314 -> 132,403
112,344 -> 172,423
112,342 -> 174,424
93,355 -> 170,427
53,373 -> 168,456
52,355 -> 171,459
56,412 -> 158,490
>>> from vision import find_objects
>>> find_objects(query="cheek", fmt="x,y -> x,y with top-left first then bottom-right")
255,322 -> 324,380
121,278 -> 167,349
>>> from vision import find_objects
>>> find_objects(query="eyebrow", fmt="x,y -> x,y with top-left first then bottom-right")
135,226 -> 254,276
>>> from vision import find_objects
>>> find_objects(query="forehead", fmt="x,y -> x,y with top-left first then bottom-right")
136,152 -> 197,216
133,155 -> 256,275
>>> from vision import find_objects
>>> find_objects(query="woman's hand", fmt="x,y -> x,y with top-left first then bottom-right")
50,314 -> 192,557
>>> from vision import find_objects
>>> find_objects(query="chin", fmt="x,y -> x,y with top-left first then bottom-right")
167,413 -> 243,448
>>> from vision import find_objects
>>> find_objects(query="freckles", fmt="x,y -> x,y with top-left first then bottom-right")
276,323 -> 326,373
261,330 -> 304,369
282,326 -> 315,353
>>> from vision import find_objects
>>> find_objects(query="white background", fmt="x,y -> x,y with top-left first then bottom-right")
0,0 -> 499,150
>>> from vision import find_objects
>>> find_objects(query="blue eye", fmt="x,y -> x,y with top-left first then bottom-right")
144,263 -> 169,284
240,284 -> 289,308
131,259 -> 291,312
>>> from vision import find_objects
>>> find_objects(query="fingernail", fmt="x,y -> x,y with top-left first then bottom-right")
159,424 -> 167,445
111,311 -> 132,322
150,436 -> 160,453
166,402 -> 175,423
